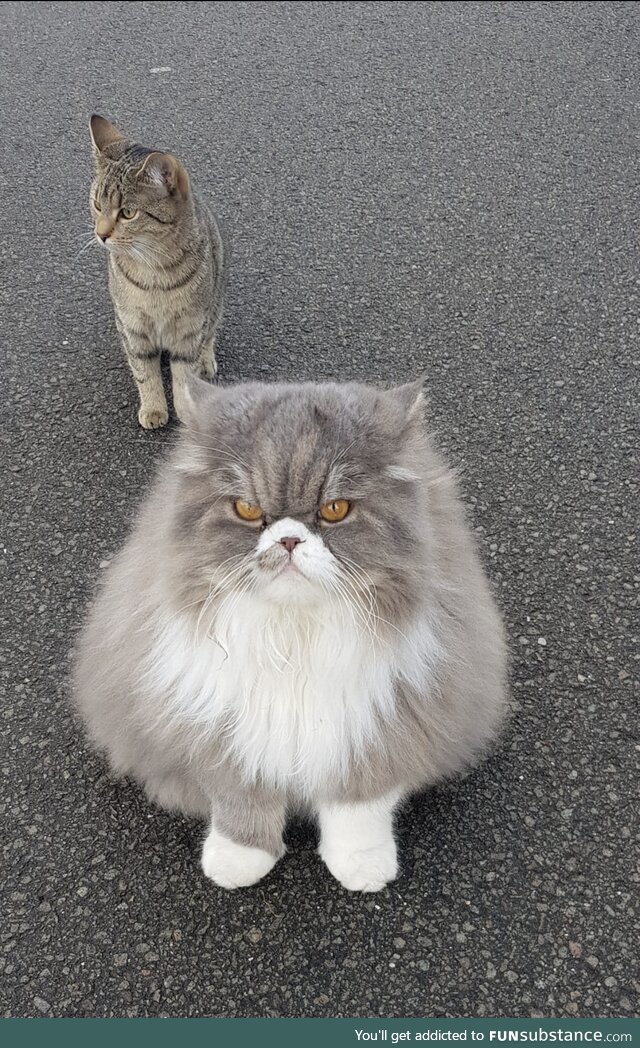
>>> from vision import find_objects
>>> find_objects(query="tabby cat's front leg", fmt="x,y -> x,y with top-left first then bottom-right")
170,348 -> 205,424
117,319 -> 168,430
199,332 -> 219,381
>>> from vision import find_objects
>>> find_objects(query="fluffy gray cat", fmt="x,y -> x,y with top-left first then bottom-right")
74,378 -> 508,892
89,115 -> 225,429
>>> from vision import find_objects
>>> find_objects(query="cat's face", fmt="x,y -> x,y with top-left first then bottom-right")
88,114 -> 191,263
173,380 -> 431,620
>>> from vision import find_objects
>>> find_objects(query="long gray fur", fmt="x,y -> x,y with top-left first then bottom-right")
74,379 -> 508,877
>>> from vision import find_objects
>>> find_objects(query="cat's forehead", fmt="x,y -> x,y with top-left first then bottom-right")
209,384 -> 396,460
256,426 -> 353,511
198,385 -> 391,512
245,388 -> 367,464
92,143 -> 153,194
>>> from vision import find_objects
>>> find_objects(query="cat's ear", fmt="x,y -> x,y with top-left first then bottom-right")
89,114 -> 126,153
179,373 -> 221,429
386,378 -> 426,426
136,151 -> 190,197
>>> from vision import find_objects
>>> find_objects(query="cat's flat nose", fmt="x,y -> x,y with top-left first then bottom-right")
280,536 -> 302,554
98,232 -> 109,242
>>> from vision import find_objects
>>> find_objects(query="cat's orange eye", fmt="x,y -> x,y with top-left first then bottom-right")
319,499 -> 351,523
234,499 -> 263,522
120,206 -> 138,220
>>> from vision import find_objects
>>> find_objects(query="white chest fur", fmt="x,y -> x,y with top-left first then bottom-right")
145,592 -> 441,796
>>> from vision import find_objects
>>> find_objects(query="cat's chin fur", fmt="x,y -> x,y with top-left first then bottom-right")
146,586 -> 442,798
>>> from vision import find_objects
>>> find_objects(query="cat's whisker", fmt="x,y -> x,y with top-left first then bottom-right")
117,434 -> 252,478
182,432 -> 253,472
206,573 -> 257,655
342,563 -> 412,648
339,557 -> 377,604
334,566 -> 380,645
128,243 -> 164,280
166,554 -> 250,626
261,616 -> 294,674
179,483 -> 237,512
336,558 -> 378,619
73,237 -> 99,262
166,594 -> 211,622
195,560 -> 253,643
206,550 -> 252,580
136,236 -> 174,264
202,553 -> 254,600
337,552 -> 378,591
136,245 -> 166,273
318,570 -> 375,653
206,558 -> 253,602
334,578 -> 377,651
338,560 -> 382,628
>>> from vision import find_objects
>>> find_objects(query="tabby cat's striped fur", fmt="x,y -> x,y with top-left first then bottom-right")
89,115 -> 225,428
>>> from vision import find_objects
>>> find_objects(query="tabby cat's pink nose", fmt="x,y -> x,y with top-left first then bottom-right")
280,536 -> 302,554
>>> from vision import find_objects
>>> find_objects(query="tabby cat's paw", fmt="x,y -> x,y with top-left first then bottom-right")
201,829 -> 278,890
321,840 -> 398,893
200,356 -> 218,380
138,405 -> 169,430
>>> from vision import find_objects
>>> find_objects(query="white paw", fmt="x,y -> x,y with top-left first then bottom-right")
201,832 -> 278,890
321,839 -> 398,892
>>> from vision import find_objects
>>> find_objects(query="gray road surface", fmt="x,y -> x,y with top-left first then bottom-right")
2,0 -> 638,1019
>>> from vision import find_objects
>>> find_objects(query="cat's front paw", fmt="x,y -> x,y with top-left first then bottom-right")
321,840 -> 398,893
201,831 -> 278,889
138,405 -> 169,429
200,355 -> 217,380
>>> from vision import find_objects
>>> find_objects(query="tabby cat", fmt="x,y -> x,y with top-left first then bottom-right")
89,115 -> 225,428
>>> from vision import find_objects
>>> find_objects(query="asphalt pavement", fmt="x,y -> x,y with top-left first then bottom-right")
1,0 -> 638,1019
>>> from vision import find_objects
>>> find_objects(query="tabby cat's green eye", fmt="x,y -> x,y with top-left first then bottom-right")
120,206 -> 138,220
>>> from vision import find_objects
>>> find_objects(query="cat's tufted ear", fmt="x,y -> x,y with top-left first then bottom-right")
136,151 -> 190,197
179,373 -> 222,430
89,114 -> 126,153
386,378 -> 426,427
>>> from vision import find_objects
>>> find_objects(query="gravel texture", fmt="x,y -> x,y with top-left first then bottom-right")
1,0 -> 638,1019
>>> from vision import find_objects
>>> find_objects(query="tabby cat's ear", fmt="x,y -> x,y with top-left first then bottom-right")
89,114 -> 126,153
136,151 -> 190,197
